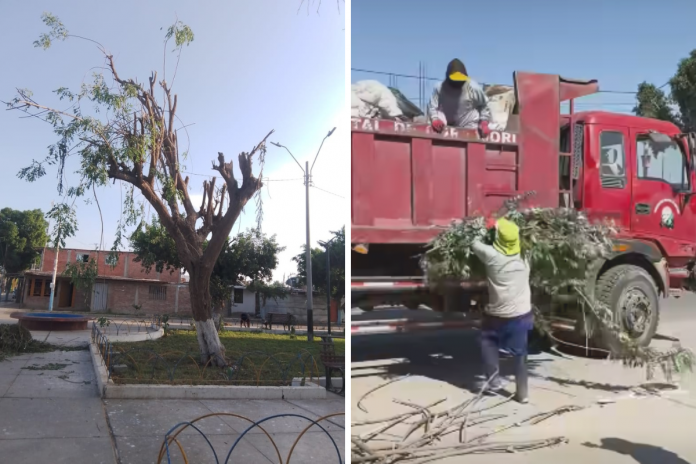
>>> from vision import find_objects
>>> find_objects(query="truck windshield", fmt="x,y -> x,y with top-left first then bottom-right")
636,135 -> 689,190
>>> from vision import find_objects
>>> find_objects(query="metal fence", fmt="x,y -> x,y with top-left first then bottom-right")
158,412 -> 345,463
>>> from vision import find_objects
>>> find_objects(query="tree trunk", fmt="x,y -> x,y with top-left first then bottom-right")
188,271 -> 226,366
255,291 -> 261,318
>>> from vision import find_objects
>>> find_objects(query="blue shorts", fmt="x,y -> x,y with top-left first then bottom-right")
480,312 -> 534,357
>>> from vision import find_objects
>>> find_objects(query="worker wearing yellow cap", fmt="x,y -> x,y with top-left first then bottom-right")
471,217 -> 532,403
429,58 -> 491,137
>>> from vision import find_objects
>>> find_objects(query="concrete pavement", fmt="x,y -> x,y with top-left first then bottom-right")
352,295 -> 696,463
0,305 -> 345,463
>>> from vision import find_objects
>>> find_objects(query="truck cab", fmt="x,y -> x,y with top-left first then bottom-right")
569,112 -> 696,291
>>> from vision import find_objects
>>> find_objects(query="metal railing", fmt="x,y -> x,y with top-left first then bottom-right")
158,412 -> 345,463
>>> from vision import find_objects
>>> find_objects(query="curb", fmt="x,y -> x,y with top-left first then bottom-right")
88,342 -> 327,400
101,327 -> 164,342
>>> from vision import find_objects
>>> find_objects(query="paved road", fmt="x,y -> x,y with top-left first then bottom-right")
351,295 -> 696,463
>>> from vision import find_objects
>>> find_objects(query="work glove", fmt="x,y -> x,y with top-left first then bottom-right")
431,119 -> 445,133
479,120 -> 490,138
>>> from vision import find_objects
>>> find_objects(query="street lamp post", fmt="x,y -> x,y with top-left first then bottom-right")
271,127 -> 336,342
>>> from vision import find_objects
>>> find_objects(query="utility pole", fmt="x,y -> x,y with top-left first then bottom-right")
304,160 -> 314,341
47,202 -> 59,312
47,240 -> 59,312
271,127 -> 336,342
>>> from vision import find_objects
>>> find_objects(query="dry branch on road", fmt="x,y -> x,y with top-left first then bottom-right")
351,373 -> 582,463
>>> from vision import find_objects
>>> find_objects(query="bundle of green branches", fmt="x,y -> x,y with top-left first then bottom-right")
423,207 -> 613,291
0,324 -> 51,361
422,204 -> 694,382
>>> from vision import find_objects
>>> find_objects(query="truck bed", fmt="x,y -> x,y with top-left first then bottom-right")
352,118 -> 538,244
351,72 -> 603,246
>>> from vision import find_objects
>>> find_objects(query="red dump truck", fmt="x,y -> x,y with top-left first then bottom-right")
351,71 -> 696,345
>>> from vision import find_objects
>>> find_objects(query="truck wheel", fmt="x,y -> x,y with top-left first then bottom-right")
595,264 -> 659,351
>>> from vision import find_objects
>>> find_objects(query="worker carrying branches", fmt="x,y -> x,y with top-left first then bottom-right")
428,58 -> 491,137
472,218 -> 532,403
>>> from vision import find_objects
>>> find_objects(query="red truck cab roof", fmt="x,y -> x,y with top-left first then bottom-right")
573,111 -> 682,135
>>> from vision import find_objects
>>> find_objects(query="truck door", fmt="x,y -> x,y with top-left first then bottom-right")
630,130 -> 695,249
592,127 -> 632,228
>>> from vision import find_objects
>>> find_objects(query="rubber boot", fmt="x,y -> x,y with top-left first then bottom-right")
513,355 -> 529,403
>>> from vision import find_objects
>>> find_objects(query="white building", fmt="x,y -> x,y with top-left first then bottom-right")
227,284 -> 256,314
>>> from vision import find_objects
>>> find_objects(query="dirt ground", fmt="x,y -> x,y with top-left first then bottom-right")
351,296 -> 696,463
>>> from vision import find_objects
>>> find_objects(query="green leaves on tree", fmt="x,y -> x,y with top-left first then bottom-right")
45,203 -> 78,249
634,49 -> 696,132
165,21 -> 194,50
292,226 -> 345,300
0,208 -> 49,274
33,13 -> 68,50
63,258 -> 98,298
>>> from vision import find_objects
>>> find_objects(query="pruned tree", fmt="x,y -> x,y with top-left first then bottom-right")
130,222 -> 285,317
4,14 -> 273,365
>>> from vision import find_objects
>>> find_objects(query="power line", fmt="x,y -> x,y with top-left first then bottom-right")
311,184 -> 345,199
352,66 -> 642,95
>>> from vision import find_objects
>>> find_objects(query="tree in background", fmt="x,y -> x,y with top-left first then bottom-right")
213,228 -> 287,317
634,49 -> 696,132
293,227 -> 345,304
0,208 -> 49,297
669,50 -> 696,132
633,82 -> 678,125
5,14 -> 273,365
0,208 -> 49,274
246,280 -> 290,317
130,224 -> 286,317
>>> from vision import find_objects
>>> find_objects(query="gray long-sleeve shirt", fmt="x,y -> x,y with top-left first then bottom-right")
428,79 -> 491,129
472,239 -> 531,318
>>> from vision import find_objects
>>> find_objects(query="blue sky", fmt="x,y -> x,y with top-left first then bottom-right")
352,0 -> 695,114
0,0 -> 346,281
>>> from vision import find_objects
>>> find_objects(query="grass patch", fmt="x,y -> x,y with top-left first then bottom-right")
110,329 -> 345,386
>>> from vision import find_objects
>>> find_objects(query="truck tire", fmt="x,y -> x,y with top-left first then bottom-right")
595,264 -> 659,351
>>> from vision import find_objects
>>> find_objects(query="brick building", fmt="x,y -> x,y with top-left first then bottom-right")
22,248 -> 191,315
